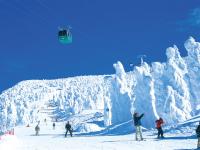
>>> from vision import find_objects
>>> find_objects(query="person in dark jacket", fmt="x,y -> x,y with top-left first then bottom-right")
35,124 -> 40,136
155,117 -> 164,138
133,112 -> 144,141
196,121 -> 200,149
65,121 -> 73,137
53,122 -> 55,130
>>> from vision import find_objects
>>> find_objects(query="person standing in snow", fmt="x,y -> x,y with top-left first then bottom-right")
133,112 -> 144,141
155,117 -> 164,138
65,121 -> 73,137
44,118 -> 47,125
35,124 -> 40,136
196,121 -> 200,149
53,122 -> 55,130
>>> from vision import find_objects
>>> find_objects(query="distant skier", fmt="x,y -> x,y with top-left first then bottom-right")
155,117 -> 164,138
44,118 -> 47,125
65,121 -> 73,137
35,124 -> 40,136
53,122 -> 55,130
133,112 -> 144,141
106,108 -> 109,112
196,121 -> 200,149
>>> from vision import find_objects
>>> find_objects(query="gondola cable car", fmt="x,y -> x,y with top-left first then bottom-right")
58,27 -> 72,44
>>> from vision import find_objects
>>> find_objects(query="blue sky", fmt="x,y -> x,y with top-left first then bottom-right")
0,0 -> 200,92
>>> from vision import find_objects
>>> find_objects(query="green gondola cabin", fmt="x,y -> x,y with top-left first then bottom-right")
58,28 -> 72,44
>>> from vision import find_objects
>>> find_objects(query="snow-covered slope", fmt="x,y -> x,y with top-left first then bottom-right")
0,121 -> 197,150
1,37 -> 200,133
0,76 -> 107,133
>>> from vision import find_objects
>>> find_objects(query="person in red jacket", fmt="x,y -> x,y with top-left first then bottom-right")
155,117 -> 164,138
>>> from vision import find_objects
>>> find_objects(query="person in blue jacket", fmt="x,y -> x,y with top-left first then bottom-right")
133,112 -> 144,141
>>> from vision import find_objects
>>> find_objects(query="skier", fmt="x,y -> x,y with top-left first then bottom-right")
44,118 -> 47,125
133,112 -> 144,141
196,121 -> 200,149
155,117 -> 164,138
53,122 -> 55,130
65,121 -> 73,137
35,124 -> 40,136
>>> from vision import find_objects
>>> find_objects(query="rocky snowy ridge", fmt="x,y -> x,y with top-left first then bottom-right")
1,37 -> 200,133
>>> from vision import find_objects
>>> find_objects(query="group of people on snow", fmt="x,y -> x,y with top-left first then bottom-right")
133,112 -> 164,141
31,111 -> 200,149
133,111 -> 200,149
34,119 -> 73,137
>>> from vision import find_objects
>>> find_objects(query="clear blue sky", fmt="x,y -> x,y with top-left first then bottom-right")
0,0 -> 200,92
